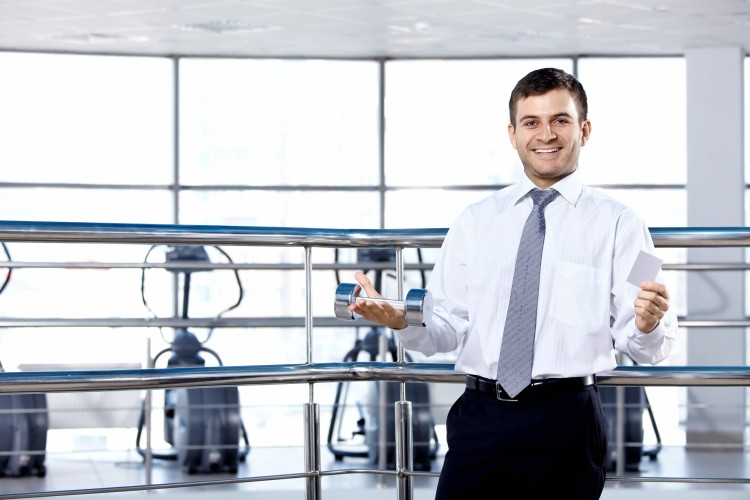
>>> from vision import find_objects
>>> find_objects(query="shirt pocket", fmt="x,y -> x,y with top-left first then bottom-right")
549,260 -> 608,327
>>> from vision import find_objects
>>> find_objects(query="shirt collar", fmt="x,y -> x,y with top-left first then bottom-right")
511,169 -> 583,207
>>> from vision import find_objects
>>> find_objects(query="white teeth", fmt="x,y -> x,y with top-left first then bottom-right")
535,148 -> 559,153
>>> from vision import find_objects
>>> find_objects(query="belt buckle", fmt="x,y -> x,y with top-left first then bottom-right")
495,382 -> 518,402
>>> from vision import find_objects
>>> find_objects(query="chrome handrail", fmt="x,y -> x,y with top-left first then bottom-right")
1,220 -> 750,247
0,363 -> 749,394
0,220 -> 749,498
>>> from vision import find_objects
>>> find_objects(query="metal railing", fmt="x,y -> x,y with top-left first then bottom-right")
0,220 -> 749,499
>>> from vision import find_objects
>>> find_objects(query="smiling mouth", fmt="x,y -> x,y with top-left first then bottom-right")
534,147 -> 561,154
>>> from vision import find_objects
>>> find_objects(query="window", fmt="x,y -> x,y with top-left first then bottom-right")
577,57 -> 687,186
0,52 -> 173,185
384,58 -> 574,187
179,58 -> 380,188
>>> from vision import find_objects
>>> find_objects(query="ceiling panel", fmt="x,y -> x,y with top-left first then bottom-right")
0,0 -> 747,58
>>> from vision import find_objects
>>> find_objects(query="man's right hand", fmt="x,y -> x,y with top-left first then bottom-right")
348,271 -> 409,330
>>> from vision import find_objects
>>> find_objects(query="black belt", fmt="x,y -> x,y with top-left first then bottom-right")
465,374 -> 595,402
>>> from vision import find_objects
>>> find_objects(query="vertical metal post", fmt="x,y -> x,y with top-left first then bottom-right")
144,338 -> 153,487
615,351 -> 626,478
304,402 -> 321,500
395,248 -> 405,367
305,246 -> 313,364
378,332 -> 388,481
394,248 -> 414,499
395,400 -> 414,500
302,246 -> 321,499
615,385 -> 625,476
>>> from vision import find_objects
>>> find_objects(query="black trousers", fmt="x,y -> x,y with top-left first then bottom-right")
435,382 -> 607,499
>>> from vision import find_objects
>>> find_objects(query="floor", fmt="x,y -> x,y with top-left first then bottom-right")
0,382 -> 748,499
1,440 -> 750,499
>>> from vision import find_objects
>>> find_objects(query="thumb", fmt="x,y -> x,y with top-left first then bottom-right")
354,271 -> 382,299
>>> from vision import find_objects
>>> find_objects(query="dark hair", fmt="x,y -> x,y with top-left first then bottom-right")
508,67 -> 588,125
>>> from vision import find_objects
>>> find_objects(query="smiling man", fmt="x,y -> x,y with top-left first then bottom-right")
509,86 -> 590,189
350,67 -> 678,499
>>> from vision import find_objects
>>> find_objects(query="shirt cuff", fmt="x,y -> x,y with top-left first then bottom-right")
394,324 -> 426,344
633,315 -> 672,343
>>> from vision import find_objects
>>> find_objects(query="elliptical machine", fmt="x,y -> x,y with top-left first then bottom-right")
135,245 -> 249,474
327,248 -> 439,471
0,242 -> 48,478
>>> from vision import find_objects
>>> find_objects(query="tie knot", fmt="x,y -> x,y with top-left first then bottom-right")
530,188 -> 559,209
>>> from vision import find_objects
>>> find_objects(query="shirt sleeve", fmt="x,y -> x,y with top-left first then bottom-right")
395,209 -> 471,357
610,211 -> 678,365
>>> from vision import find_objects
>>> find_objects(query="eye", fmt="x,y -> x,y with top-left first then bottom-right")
522,120 -> 538,127
554,118 -> 570,125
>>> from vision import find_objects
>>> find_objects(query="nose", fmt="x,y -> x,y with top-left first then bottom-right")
539,123 -> 556,141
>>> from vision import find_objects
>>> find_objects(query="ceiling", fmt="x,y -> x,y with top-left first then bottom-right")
1,0 -> 750,59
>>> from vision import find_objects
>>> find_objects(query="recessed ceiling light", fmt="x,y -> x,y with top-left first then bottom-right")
414,21 -> 431,32
49,33 -> 150,44
172,20 -> 281,35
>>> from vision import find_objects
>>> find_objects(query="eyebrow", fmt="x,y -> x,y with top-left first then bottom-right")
518,112 -> 574,122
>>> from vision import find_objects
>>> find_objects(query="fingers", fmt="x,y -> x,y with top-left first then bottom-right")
354,271 -> 382,299
634,281 -> 670,333
350,297 -> 408,330
348,271 -> 408,330
640,280 -> 669,301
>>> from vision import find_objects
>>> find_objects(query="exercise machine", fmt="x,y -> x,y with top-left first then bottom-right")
0,243 -> 48,477
328,248 -> 439,471
135,245 -> 249,474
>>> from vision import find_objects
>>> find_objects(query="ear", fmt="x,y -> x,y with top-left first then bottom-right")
507,123 -> 518,150
580,120 -> 592,146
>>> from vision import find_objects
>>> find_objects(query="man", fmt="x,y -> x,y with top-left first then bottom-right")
349,67 -> 677,499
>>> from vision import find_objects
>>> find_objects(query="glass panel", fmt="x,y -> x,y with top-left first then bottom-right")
598,188 -> 686,228
179,59 -> 380,186
179,189 -> 379,228
743,190 -> 750,318
1,257 -> 157,319
598,187 -> 686,449
600,188 -> 686,318
0,188 -> 173,224
0,188 -> 175,321
0,328 -> 151,373
384,58 -> 573,187
746,57 -> 750,184
578,59 -> 688,451
577,58 -> 687,185
0,52 -> 173,184
178,190 -> 381,325
386,188 -> 494,285
744,57 -> 750,394
386,188 -> 493,228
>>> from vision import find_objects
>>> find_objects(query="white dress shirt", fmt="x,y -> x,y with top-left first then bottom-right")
396,169 -> 678,380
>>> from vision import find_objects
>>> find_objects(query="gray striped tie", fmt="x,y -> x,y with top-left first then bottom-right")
497,188 -> 559,398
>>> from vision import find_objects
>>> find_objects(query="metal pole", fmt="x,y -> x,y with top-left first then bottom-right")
394,247 -> 414,499
144,338 -> 153,487
615,385 -> 626,477
378,332 -> 388,482
396,248 -> 405,368
305,246 -> 313,364
303,246 -> 321,499
395,400 -> 414,500
303,246 -> 322,499
615,350 -> 626,478
304,402 -> 321,500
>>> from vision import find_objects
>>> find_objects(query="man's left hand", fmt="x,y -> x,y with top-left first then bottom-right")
634,281 -> 670,333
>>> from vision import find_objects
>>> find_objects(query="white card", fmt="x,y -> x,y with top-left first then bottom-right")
626,250 -> 662,287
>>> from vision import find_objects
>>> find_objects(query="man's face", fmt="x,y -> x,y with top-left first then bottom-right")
508,88 -> 591,189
